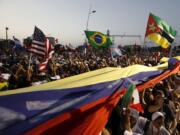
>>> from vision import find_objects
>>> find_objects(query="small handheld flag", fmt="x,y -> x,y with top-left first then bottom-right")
120,84 -> 143,112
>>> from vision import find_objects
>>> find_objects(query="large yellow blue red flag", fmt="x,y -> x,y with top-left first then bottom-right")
0,60 -> 179,135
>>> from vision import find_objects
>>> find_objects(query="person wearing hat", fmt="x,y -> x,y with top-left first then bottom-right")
123,109 -> 170,135
145,111 -> 170,135
143,88 -> 177,133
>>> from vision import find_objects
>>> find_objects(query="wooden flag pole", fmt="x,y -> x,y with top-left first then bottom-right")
28,53 -> 32,69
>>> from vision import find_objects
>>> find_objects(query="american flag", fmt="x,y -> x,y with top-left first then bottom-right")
39,50 -> 54,71
38,37 -> 54,71
45,38 -> 54,56
29,26 -> 54,70
30,26 -> 46,57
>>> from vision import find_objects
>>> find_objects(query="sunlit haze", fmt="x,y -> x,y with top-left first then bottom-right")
0,0 -> 180,46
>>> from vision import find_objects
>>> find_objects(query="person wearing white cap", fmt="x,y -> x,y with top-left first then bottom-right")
145,111 -> 170,135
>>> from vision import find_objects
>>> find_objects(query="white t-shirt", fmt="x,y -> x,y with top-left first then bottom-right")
132,116 -> 148,134
124,130 -> 142,135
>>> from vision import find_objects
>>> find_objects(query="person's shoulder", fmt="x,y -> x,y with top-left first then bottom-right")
137,116 -> 148,125
138,116 -> 147,121
123,130 -> 133,135
160,126 -> 170,135
124,130 -> 142,135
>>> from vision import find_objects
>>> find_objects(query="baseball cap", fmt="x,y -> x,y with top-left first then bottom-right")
152,112 -> 164,121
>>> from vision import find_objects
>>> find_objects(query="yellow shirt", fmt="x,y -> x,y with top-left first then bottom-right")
0,82 -> 8,91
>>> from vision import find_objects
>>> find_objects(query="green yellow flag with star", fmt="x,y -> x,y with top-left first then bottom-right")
145,13 -> 177,49
85,30 -> 112,49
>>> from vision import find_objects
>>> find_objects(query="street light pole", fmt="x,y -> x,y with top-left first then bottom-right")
86,5 -> 96,30
5,27 -> 9,52
5,27 -> 9,40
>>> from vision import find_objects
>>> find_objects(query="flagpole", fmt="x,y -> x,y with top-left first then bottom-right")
84,5 -> 96,54
111,38 -> 114,59
169,42 -> 175,58
107,29 -> 113,59
28,53 -> 32,69
85,5 -> 96,30
143,38 -> 147,55
110,47 -> 113,59
5,27 -> 9,52
86,5 -> 91,30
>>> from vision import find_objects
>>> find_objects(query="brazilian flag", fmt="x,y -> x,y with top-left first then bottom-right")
85,31 -> 112,49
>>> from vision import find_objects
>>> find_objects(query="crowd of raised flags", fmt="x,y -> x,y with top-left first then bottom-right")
85,13 -> 177,50
7,12 -> 177,66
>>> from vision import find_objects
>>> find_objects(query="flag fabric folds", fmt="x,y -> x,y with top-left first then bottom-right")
120,84 -> 143,112
110,45 -> 122,58
145,13 -> 177,49
85,31 -> 112,49
13,36 -> 23,49
0,62 -> 179,135
29,26 -> 46,57
45,38 -> 53,56
120,84 -> 135,108
29,26 -> 54,71
39,49 -> 54,71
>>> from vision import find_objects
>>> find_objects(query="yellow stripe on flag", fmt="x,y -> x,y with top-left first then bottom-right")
160,56 -> 180,63
154,56 -> 180,69
0,65 -> 160,96
147,33 -> 170,48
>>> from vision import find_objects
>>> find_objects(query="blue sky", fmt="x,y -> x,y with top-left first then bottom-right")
0,0 -> 180,46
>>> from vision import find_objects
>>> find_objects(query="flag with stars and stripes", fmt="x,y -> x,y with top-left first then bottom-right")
30,26 -> 46,57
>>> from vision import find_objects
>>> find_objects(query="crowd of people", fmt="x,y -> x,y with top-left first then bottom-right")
103,74 -> 180,135
0,43 -> 176,91
0,42 -> 179,134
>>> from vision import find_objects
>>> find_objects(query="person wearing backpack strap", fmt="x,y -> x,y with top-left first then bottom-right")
128,108 -> 149,134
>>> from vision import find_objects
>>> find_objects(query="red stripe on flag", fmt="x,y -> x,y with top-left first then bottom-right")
24,90 -> 121,135
25,62 -> 180,135
130,103 -> 144,113
38,38 -> 54,71
39,61 -> 48,71
137,62 -> 180,91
